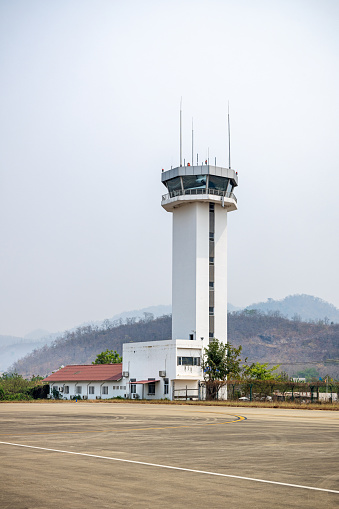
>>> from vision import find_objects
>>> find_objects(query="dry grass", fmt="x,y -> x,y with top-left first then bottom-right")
105,399 -> 339,411
1,398 -> 338,411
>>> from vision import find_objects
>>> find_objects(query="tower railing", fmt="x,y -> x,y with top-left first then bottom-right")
162,188 -> 237,203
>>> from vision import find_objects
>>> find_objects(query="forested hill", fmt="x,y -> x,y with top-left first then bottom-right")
10,312 -> 339,379
228,311 -> 339,377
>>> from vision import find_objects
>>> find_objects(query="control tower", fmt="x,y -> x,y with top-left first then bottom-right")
161,165 -> 238,348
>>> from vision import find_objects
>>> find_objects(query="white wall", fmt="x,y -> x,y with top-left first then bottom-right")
49,380 -> 128,400
318,393 -> 338,402
172,201 -> 229,348
214,205 -> 228,343
123,339 -> 204,400
172,202 -> 209,344
123,340 -> 176,399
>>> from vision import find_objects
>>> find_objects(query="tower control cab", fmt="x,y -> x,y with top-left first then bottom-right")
161,165 -> 238,212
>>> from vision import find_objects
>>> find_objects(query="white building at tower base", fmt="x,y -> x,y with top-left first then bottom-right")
123,339 -> 203,400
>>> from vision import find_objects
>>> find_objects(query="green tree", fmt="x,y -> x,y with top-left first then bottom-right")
0,373 -> 41,400
296,367 -> 319,382
202,339 -> 243,400
92,349 -> 122,364
242,362 -> 280,380
1,372 -> 30,394
241,362 -> 282,401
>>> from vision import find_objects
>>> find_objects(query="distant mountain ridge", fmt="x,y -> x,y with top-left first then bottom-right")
245,294 -> 339,323
0,335 -> 24,348
0,333 -> 59,373
81,304 -> 172,328
0,339 -> 47,373
24,329 -> 53,341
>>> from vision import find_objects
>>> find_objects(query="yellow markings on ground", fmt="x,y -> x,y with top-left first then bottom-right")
0,413 -> 246,437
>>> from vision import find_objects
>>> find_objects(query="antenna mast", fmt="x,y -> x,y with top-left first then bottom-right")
191,118 -> 194,166
180,98 -> 182,167
228,101 -> 231,169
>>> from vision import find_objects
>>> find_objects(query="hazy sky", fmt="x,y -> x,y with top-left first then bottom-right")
1,0 -> 338,337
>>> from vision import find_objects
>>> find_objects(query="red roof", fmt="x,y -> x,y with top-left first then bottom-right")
43,364 -> 123,382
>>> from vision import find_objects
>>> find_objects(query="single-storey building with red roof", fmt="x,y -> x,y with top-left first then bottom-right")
43,363 -> 128,400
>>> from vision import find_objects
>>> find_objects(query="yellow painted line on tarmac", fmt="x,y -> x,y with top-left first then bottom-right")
0,414 -> 246,437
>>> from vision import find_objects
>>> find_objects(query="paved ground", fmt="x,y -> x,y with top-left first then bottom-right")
0,402 -> 338,509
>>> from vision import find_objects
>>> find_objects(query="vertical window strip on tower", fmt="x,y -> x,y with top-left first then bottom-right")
209,203 -> 215,338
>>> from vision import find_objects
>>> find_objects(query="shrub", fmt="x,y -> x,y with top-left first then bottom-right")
28,384 -> 50,399
52,387 -> 61,399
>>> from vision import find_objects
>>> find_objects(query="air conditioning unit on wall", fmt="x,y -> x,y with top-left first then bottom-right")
159,370 -> 166,377
123,371 -> 129,377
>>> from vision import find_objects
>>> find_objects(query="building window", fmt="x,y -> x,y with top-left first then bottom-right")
148,382 -> 156,395
166,176 -> 182,193
130,378 -> 136,394
177,356 -> 201,366
209,175 -> 228,192
102,386 -> 108,395
209,281 -> 214,288
75,386 -> 82,394
89,386 -> 95,395
209,241 -> 214,258
164,378 -> 169,395
227,180 -> 233,193
209,257 -> 214,264
64,386 -> 69,394
182,174 -> 207,190
209,307 -> 214,315
209,315 -> 214,335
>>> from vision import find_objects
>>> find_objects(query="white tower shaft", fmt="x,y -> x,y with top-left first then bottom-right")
172,202 -> 228,348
